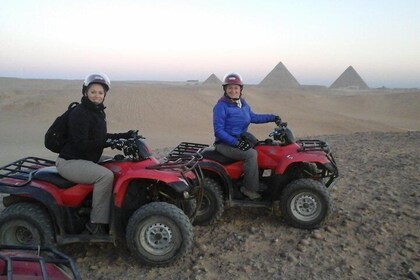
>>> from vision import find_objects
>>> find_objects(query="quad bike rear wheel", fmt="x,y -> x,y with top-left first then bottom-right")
126,202 -> 193,266
193,177 -> 224,226
0,202 -> 54,247
280,179 -> 332,229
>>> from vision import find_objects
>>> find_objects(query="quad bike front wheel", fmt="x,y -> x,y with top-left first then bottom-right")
126,202 -> 193,266
0,202 -> 55,247
193,177 -> 224,226
280,179 -> 332,229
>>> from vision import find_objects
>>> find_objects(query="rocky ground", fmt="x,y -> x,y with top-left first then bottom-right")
2,131 -> 420,279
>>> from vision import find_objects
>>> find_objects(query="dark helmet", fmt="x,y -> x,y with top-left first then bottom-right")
222,72 -> 243,89
223,72 -> 244,100
82,73 -> 111,95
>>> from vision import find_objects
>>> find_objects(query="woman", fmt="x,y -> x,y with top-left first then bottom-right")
56,73 -> 133,234
213,72 -> 280,200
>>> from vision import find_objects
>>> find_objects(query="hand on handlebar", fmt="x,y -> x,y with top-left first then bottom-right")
106,138 -> 125,150
236,139 -> 252,151
274,115 -> 282,126
121,130 -> 138,139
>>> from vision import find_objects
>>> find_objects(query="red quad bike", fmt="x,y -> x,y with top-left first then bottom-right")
0,245 -> 81,280
170,120 -> 338,229
0,131 -> 204,266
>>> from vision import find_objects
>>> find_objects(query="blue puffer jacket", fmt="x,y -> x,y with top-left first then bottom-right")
213,97 -> 276,146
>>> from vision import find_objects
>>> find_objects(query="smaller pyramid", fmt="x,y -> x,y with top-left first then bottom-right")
202,73 -> 222,85
259,62 -> 300,88
330,66 -> 369,89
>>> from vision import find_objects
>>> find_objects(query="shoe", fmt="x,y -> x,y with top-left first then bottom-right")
86,222 -> 108,235
240,186 -> 261,200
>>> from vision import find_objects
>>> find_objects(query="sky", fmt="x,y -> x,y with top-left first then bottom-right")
1,0 -> 419,88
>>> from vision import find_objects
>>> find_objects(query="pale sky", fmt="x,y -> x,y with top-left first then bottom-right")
1,0 -> 419,88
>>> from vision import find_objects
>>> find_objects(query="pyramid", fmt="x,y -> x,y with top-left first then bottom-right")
202,73 -> 222,85
258,62 -> 300,88
330,66 -> 369,89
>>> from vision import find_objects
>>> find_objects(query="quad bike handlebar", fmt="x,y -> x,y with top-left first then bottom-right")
268,121 -> 296,145
108,130 -> 151,161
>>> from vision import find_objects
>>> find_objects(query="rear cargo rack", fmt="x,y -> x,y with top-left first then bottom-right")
297,140 -> 330,153
167,142 -> 209,158
0,245 -> 81,280
0,157 -> 54,187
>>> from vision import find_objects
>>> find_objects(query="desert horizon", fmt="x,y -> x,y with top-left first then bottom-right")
0,77 -> 419,165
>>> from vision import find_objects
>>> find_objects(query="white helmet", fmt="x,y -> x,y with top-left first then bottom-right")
82,73 -> 111,94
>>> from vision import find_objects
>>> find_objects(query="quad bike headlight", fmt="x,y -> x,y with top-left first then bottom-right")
183,191 -> 190,199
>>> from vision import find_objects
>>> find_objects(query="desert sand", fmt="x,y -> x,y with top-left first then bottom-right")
0,77 -> 418,165
0,78 -> 419,279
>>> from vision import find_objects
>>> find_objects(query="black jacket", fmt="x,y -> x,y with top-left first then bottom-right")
59,96 -> 108,163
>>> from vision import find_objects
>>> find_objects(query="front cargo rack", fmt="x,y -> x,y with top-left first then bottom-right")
297,140 -> 330,153
147,142 -> 207,187
148,141 -> 208,172
0,157 -> 55,187
147,153 -> 202,173
297,140 -> 339,186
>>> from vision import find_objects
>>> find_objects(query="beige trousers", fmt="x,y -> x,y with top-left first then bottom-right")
56,157 -> 114,224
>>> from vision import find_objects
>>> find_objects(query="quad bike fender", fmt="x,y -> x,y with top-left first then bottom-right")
0,184 -> 68,236
275,152 -> 332,175
113,168 -> 190,207
198,161 -> 233,192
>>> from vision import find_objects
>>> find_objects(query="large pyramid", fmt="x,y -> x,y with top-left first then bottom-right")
258,62 -> 300,88
202,73 -> 222,85
330,66 -> 369,89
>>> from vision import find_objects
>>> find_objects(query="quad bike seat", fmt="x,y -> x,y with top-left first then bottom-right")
32,167 -> 76,189
200,147 -> 238,165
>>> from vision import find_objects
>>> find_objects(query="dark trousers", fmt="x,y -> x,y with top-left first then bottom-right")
215,143 -> 259,191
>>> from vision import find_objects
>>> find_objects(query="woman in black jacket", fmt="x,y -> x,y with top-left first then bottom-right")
56,73 -> 132,235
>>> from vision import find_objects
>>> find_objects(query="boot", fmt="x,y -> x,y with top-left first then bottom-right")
240,186 -> 261,200
86,222 -> 108,235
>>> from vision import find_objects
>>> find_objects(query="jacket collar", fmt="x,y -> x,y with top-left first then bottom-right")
218,96 -> 247,107
81,96 -> 106,112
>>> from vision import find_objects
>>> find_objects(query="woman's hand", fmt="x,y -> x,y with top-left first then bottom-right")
236,139 -> 252,151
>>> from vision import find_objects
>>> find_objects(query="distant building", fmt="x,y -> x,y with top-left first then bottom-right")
186,79 -> 199,85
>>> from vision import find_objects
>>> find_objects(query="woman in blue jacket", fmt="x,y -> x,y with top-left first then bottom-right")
213,72 -> 280,200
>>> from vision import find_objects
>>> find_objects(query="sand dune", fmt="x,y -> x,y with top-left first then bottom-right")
0,78 -> 419,165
